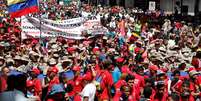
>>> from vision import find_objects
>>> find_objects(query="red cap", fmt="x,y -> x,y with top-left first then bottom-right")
67,47 -> 76,52
51,67 -> 58,73
134,47 -> 141,54
161,68 -> 168,72
72,66 -> 81,71
116,57 -> 124,63
149,65 -> 158,71
92,47 -> 100,53
31,39 -> 38,44
26,80 -> 34,87
189,67 -> 196,72
121,65 -> 129,73
31,68 -> 40,75
82,72 -> 92,81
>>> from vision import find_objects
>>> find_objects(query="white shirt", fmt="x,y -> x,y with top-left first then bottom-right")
0,89 -> 29,101
81,83 -> 96,101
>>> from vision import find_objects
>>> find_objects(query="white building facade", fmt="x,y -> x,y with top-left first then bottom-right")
113,0 -> 201,16
159,0 -> 201,15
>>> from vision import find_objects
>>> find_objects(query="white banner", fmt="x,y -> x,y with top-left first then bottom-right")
21,16 -> 108,39
149,1 -> 156,11
21,16 -> 85,39
83,17 -> 108,35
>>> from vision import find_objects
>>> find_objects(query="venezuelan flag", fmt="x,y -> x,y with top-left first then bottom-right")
7,0 -> 39,18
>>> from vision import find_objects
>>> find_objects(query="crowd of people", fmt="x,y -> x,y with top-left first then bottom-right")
1,0 -> 201,101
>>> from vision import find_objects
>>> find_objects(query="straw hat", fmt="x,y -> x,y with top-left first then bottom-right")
61,56 -> 71,63
189,70 -> 199,77
48,58 -> 57,65
21,55 -> 29,62
14,55 -> 21,60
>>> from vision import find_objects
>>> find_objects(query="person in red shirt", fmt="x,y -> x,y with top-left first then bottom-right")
119,85 -> 135,101
191,56 -> 201,71
47,67 -> 60,94
113,73 -> 127,101
188,69 -> 201,100
132,66 -> 145,100
125,74 -> 137,101
171,70 -> 183,94
72,66 -> 83,93
151,81 -> 168,101
29,68 -> 42,97
179,80 -> 195,101
96,60 -> 114,101
148,65 -> 158,78
0,67 -> 10,93
70,65 -> 84,101
26,80 -> 41,101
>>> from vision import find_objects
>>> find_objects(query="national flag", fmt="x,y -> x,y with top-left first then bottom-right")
7,0 -> 39,18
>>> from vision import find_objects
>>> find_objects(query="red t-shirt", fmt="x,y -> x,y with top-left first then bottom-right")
48,76 -> 60,93
33,79 -> 42,96
0,76 -> 7,93
113,80 -> 127,101
73,76 -> 84,94
191,58 -> 201,71
99,70 -> 114,100
132,73 -> 145,100
151,89 -> 168,101
66,80 -> 75,96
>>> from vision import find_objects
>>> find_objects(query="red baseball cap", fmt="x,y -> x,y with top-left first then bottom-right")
67,47 -> 76,53
121,65 -> 130,73
72,66 -> 81,71
149,65 -> 158,71
92,47 -> 100,53
51,67 -> 58,73
26,80 -> 34,87
116,57 -> 124,63
31,68 -> 40,75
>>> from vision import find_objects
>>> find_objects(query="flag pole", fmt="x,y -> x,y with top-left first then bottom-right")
38,0 -> 42,44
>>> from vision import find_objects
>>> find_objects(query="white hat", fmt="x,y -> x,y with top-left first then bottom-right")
51,44 -> 58,49
103,36 -> 108,40
49,38 -> 57,44
167,50 -> 177,57
29,51 -> 39,56
14,55 -> 21,60
51,44 -> 61,52
5,55 -> 12,59
151,54 -> 164,62
48,58 -> 57,65
159,47 -> 166,52
63,44 -> 68,48
21,55 -> 29,62
6,58 -> 15,64
53,54 -> 59,58
189,70 -> 199,77
61,56 -> 71,63
0,56 -> 4,60
181,47 -> 191,53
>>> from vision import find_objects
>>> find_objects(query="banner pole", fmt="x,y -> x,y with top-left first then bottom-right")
38,0 -> 42,44
20,17 -> 22,45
